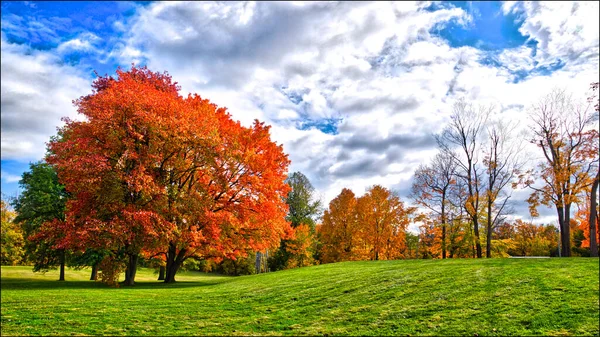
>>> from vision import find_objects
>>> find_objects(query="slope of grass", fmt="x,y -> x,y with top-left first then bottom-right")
1,258 -> 598,336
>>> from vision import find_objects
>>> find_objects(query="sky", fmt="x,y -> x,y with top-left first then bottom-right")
1,1 -> 599,230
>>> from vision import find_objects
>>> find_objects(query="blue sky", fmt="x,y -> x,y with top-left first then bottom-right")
1,1 -> 598,226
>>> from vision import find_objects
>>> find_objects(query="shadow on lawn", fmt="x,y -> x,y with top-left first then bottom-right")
0,278 -> 232,291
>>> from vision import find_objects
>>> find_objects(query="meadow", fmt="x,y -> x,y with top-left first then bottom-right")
1,258 -> 598,336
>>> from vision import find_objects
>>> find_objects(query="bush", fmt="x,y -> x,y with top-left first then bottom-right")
218,253 -> 256,276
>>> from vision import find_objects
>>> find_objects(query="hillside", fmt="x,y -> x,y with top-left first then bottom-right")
1,258 -> 598,336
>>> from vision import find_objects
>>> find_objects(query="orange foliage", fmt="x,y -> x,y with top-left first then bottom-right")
47,66 -> 291,283
575,201 -> 600,248
319,185 -> 415,263
318,188 -> 359,263
285,224 -> 314,268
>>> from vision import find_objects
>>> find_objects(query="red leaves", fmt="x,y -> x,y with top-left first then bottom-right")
47,66 -> 291,269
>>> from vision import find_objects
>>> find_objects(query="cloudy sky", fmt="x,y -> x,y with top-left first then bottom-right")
1,1 -> 599,229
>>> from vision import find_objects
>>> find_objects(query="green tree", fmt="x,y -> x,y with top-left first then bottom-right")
285,172 -> 322,231
12,162 -> 68,280
269,172 -> 322,270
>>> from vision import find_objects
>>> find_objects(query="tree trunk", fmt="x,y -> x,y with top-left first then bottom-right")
164,242 -> 187,283
59,249 -> 65,281
473,217 -> 482,258
123,254 -> 138,286
90,263 -> 99,281
557,206 -> 571,257
486,200 -> 492,258
158,266 -> 166,280
589,175 -> 599,257
441,198 -> 447,259
564,203 -> 572,257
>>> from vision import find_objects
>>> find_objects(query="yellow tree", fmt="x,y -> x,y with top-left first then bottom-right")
318,188 -> 359,263
1,199 -> 24,265
356,185 -> 415,260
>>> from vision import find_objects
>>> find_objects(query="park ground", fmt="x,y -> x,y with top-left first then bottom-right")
1,258 -> 599,336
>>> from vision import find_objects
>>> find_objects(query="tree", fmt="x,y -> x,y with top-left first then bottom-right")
522,88 -> 597,257
270,172 -> 321,270
1,199 -> 25,265
483,121 -> 521,258
588,175 -> 599,257
47,66 -> 291,285
318,188 -> 359,263
285,172 -> 322,231
586,82 -> 599,257
12,162 -> 68,280
356,185 -> 415,260
411,151 -> 456,258
437,98 -> 491,258
285,224 -> 315,268
510,219 -> 558,256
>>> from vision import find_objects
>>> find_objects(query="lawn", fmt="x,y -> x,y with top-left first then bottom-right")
1,258 -> 598,336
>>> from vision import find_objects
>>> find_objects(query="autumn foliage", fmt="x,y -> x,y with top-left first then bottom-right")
318,185 -> 416,263
46,66 -> 291,284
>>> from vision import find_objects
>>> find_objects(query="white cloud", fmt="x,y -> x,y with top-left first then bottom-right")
56,32 -> 101,55
1,34 -> 91,161
1,170 -> 22,183
515,2 -> 600,69
107,1 -> 599,214
1,1 -> 597,231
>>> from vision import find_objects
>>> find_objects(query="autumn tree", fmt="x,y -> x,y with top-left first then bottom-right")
285,224 -> 315,268
318,188 -> 359,263
482,121 -> 522,258
510,219 -> 558,256
411,151 -> 456,258
437,98 -> 491,258
47,66 -> 291,285
1,198 -> 25,265
356,185 -> 415,260
586,82 -> 599,257
521,88 -> 598,257
12,162 -> 68,280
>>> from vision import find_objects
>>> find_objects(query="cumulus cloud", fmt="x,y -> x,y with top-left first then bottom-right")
106,1 -> 599,214
1,34 -> 91,161
1,170 -> 21,183
113,2 -> 476,204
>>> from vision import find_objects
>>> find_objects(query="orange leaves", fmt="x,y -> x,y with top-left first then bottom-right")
47,66 -> 291,277
285,224 -> 314,268
319,186 -> 415,263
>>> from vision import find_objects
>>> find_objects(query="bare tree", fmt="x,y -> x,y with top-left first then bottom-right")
483,121 -> 523,258
411,151 -> 457,258
437,98 -> 491,258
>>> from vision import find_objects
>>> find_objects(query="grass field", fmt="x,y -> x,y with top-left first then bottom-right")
1,258 -> 598,336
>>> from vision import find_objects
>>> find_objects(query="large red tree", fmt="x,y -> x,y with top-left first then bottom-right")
48,66 -> 291,284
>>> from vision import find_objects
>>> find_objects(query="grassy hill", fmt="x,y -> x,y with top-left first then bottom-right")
1,258 -> 598,336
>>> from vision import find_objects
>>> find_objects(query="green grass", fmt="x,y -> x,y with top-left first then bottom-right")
1,258 -> 598,336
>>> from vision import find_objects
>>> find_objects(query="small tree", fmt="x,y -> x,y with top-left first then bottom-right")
12,162 -> 68,280
437,98 -> 491,258
1,199 -> 25,265
270,172 -> 321,270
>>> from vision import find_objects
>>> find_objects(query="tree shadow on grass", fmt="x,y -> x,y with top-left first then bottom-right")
1,278 -> 234,291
